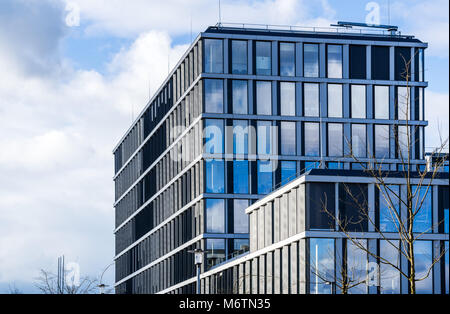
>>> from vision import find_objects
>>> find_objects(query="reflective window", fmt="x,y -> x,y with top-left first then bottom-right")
233,160 -> 249,194
255,41 -> 272,75
397,87 -> 411,120
445,241 -> 449,294
280,82 -> 296,116
310,238 -> 335,294
352,124 -> 367,158
257,121 -> 272,155
281,161 -> 297,185
351,85 -> 366,119
412,186 -> 432,233
256,81 -> 272,115
281,122 -> 296,155
204,79 -> 223,113
231,40 -> 247,74
280,42 -> 295,76
327,45 -> 343,78
305,161 -> 320,171
206,238 -> 225,270
347,239 -> 368,294
204,39 -> 223,73
304,83 -> 320,117
233,120 -> 249,155
205,159 -> 225,193
304,123 -> 320,157
374,86 -> 390,119
233,199 -> 249,234
204,119 -> 224,154
419,88 -> 424,121
206,199 -> 225,233
257,160 -> 273,194
232,80 -> 248,114
328,84 -> 342,118
396,126 -> 409,158
418,49 -> 424,82
414,241 -> 433,294
375,125 -> 390,159
232,238 -> 250,257
328,123 -> 343,157
380,240 -> 401,294
304,44 -> 319,78
379,185 -> 400,232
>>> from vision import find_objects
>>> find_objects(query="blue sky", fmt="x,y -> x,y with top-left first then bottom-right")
0,0 -> 448,293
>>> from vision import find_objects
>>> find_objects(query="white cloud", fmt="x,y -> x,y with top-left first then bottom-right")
0,1 -> 187,291
425,90 -> 449,151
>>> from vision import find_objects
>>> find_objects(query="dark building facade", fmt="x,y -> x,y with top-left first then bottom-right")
113,24 -> 444,294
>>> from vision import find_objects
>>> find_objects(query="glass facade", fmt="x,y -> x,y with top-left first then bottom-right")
255,41 -> 272,75
280,82 -> 296,116
380,240 -> 401,294
205,159 -> 225,193
281,122 -> 296,155
257,121 -> 272,155
304,123 -> 320,157
328,123 -> 343,157
256,81 -> 272,115
327,45 -> 343,78
279,42 -> 295,76
347,239 -> 368,294
397,87 -> 411,121
257,160 -> 273,194
379,185 -> 400,232
310,238 -> 335,294
233,120 -> 249,155
281,161 -> 297,185
375,125 -> 390,159
204,119 -> 224,154
233,199 -> 249,233
206,199 -> 225,233
204,79 -> 223,113
414,241 -> 433,294
412,186 -> 432,233
352,124 -> 367,158
304,44 -> 319,77
375,86 -> 390,119
233,160 -> 249,194
204,39 -> 223,73
232,80 -> 248,114
304,83 -> 319,117
231,40 -> 247,74
328,84 -> 343,118
351,85 -> 366,119
206,238 -> 226,270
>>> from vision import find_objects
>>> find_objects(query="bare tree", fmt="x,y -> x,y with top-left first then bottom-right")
34,269 -> 98,294
7,283 -> 23,294
325,52 -> 449,294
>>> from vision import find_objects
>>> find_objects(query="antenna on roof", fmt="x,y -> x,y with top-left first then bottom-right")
388,0 -> 391,25
218,0 -> 222,26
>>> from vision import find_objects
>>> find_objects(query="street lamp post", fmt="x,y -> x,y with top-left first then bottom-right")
192,249 -> 204,294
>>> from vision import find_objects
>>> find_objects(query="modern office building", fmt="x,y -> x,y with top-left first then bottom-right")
113,23 -> 448,294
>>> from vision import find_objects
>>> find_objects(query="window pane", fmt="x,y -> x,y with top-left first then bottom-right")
206,238 -> 225,269
233,120 -> 249,155
232,80 -> 248,114
304,123 -> 320,157
397,125 -> 409,158
352,124 -> 367,158
204,39 -> 223,73
304,44 -> 319,78
380,240 -> 401,294
328,123 -> 343,157
257,121 -> 272,155
281,161 -> 297,185
255,41 -> 271,75
412,186 -> 432,233
305,161 -> 320,171
280,82 -> 296,116
328,84 -> 342,118
445,241 -> 449,294
304,83 -> 319,117
233,160 -> 249,194
257,160 -> 273,194
205,159 -> 225,193
280,42 -> 295,76
414,241 -> 433,294
204,79 -> 223,113
327,45 -> 342,78
204,119 -> 224,154
351,85 -> 366,118
375,125 -> 390,159
232,238 -> 250,257
375,86 -> 389,119
206,199 -> 225,233
256,81 -> 272,115
347,239 -> 368,294
397,87 -> 410,120
379,185 -> 400,232
231,40 -> 247,74
310,238 -> 335,294
281,122 -> 296,155
233,199 -> 249,234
